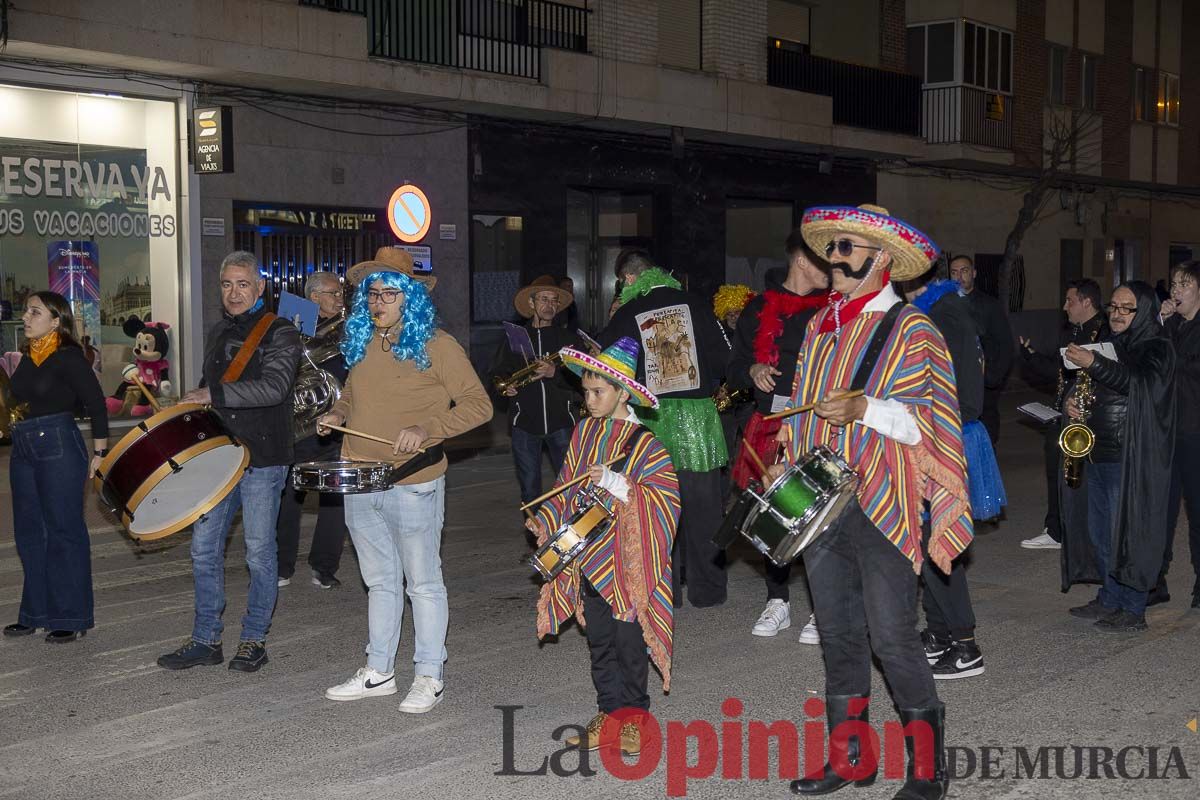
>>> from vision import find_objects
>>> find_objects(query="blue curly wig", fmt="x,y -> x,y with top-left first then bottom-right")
341,271 -> 438,370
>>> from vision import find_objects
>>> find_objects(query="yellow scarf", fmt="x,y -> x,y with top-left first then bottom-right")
28,331 -> 60,367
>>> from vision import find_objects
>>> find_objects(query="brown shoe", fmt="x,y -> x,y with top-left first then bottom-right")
565,712 -> 611,751
619,722 -> 641,755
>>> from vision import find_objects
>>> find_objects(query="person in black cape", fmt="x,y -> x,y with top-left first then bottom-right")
1061,281 -> 1175,632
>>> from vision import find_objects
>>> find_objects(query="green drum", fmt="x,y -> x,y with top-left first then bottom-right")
738,446 -> 860,566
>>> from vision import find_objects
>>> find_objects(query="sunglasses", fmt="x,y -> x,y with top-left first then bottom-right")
1105,303 -> 1138,317
825,239 -> 884,258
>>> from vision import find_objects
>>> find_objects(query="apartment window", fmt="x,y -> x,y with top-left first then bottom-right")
1158,71 -> 1180,125
961,21 -> 1012,92
906,22 -> 956,84
1048,46 -> 1066,105
1132,66 -> 1150,120
1080,54 -> 1097,110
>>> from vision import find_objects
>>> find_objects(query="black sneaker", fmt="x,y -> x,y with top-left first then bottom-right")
921,629 -> 952,664
157,639 -> 223,670
1094,609 -> 1148,633
1146,584 -> 1171,607
3,623 -> 36,638
1069,599 -> 1115,620
228,640 -> 269,672
311,570 -> 341,590
931,640 -> 985,680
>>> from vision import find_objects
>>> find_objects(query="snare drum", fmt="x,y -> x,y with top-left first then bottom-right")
530,492 -> 615,581
736,446 -> 859,566
293,460 -> 397,493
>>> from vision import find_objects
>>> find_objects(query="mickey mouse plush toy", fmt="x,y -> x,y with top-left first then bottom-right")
106,319 -> 172,417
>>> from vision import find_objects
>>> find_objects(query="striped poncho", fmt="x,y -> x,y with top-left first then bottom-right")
534,416 -> 680,690
784,297 -> 973,570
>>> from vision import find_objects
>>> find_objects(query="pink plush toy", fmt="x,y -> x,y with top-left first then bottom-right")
106,319 -> 171,417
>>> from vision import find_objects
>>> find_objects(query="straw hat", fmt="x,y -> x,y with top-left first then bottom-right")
800,204 -> 939,281
346,246 -> 436,290
560,337 -> 658,408
513,275 -> 574,318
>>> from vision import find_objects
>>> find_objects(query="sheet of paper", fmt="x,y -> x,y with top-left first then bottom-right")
770,394 -> 791,413
1059,341 -> 1116,370
502,321 -> 535,359
278,291 -> 318,337
1018,401 -> 1062,423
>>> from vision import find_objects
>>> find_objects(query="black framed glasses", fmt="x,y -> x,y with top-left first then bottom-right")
1105,303 -> 1138,317
367,289 -> 402,304
825,238 -> 884,258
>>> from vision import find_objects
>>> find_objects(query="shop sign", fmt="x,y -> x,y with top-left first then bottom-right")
192,106 -> 234,174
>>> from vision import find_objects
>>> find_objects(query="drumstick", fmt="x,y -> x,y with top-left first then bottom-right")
519,454 -> 626,512
129,374 -> 161,413
324,424 -> 426,455
763,389 -> 865,422
741,438 -> 771,482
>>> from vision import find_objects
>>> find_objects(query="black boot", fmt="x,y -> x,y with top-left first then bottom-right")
790,694 -> 877,795
892,706 -> 948,800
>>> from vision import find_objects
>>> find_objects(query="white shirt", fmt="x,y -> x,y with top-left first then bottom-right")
856,284 -> 923,446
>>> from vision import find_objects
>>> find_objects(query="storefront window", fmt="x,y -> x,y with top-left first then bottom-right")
0,84 -> 181,394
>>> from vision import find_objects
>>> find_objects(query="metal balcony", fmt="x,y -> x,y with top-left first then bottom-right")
922,85 -> 1013,149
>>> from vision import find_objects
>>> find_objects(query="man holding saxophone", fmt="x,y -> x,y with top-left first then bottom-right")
488,275 -> 582,520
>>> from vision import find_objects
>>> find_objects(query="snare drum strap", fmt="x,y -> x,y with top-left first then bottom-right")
220,313 -> 279,384
849,301 -> 905,393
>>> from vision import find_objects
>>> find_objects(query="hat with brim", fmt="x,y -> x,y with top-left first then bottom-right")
347,246 -> 437,291
560,336 -> 658,408
514,275 -> 573,318
800,204 -> 939,281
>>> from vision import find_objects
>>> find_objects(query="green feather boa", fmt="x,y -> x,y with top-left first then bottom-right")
619,267 -> 682,306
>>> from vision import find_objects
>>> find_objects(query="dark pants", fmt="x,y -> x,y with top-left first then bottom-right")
765,558 -> 793,602
803,502 -> 938,709
1158,432 -> 1200,598
1042,424 -> 1062,540
277,435 -> 348,578
673,469 -> 727,607
921,518 -> 977,641
11,413 -> 94,631
1088,462 -> 1147,616
511,426 -> 572,505
583,579 -> 649,713
981,387 -> 1001,445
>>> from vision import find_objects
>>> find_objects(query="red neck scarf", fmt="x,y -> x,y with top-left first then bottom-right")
817,270 -> 892,334
753,289 -> 828,366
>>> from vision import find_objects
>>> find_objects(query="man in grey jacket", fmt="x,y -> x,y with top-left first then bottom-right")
158,251 -> 302,674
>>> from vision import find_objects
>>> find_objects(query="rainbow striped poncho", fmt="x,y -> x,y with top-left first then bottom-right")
784,299 -> 974,569
534,416 -> 680,690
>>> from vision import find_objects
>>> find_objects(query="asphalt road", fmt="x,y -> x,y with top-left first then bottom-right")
1,394 -> 1198,800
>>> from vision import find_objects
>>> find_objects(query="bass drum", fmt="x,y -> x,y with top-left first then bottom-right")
94,404 -> 249,541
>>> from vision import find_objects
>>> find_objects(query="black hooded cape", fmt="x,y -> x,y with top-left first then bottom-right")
1061,281 -> 1176,592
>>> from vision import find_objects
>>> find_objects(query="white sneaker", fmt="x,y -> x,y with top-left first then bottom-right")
277,577 -> 291,587
799,614 -> 820,645
324,666 -> 397,701
751,600 -> 791,637
1020,530 -> 1062,550
398,675 -> 445,714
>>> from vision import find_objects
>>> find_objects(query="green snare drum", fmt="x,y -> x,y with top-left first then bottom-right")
737,446 -> 860,566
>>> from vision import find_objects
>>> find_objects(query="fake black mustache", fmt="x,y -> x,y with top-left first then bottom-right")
830,257 -> 875,281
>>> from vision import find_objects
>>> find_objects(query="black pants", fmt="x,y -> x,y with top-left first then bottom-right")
276,436 -> 348,578
920,519 -> 977,641
673,469 -> 727,608
765,558 -> 792,602
803,503 -> 939,709
1158,432 -> 1200,597
1042,424 -> 1062,539
583,579 -> 649,713
981,387 -> 1001,445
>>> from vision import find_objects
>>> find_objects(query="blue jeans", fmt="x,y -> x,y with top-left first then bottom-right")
1087,461 -> 1148,616
511,426 -> 571,504
344,477 -> 448,678
10,413 -> 94,631
190,464 -> 288,644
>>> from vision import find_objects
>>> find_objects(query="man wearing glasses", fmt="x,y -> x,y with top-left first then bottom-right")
276,271 -> 350,590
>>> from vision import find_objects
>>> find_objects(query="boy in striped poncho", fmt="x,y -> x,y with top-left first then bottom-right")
525,337 -> 680,758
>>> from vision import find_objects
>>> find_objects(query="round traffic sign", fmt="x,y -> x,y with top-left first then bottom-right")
387,184 -> 432,243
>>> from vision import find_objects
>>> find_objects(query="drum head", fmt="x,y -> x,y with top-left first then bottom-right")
127,441 -> 249,540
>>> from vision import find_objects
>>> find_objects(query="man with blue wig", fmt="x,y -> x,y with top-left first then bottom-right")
317,247 -> 493,713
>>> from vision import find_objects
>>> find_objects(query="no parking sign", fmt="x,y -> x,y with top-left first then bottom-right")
387,184 -> 432,243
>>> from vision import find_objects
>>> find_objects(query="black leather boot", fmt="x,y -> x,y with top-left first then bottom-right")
892,706 -> 948,800
790,694 -> 877,795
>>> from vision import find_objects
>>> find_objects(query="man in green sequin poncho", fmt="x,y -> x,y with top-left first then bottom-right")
599,249 -> 732,607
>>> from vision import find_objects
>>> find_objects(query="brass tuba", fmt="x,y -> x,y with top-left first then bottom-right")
0,369 -> 29,439
293,310 -> 345,442
492,352 -> 563,395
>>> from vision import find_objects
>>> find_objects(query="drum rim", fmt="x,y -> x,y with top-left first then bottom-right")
94,403 -> 213,483
124,437 -> 249,541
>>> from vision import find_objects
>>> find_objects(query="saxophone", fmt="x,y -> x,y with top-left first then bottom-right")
1059,329 -> 1099,488
292,310 -> 345,442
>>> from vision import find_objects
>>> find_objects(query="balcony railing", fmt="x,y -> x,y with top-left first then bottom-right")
923,85 -> 1013,149
302,0 -> 589,80
767,47 -> 921,136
